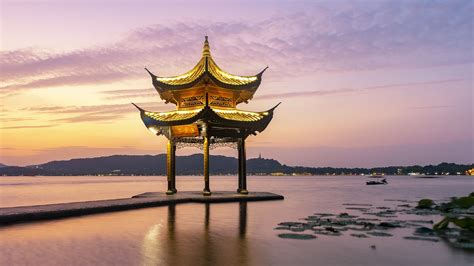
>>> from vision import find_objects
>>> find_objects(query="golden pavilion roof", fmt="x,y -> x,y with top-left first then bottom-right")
134,37 -> 279,140
132,102 -> 280,133
145,36 -> 267,104
142,107 -> 269,124
152,56 -> 259,87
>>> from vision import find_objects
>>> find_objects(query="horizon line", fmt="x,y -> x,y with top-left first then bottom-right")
2,153 -> 472,169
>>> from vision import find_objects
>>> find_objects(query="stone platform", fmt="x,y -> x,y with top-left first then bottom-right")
0,191 -> 284,225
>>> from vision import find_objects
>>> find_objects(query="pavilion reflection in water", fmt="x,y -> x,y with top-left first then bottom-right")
141,203 -> 249,265
134,36 -> 279,195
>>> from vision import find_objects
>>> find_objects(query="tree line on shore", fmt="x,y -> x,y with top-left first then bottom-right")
0,154 -> 472,176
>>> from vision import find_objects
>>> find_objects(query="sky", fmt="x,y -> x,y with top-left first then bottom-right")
0,0 -> 472,167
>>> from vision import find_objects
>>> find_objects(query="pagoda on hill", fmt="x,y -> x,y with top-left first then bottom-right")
133,36 -> 279,196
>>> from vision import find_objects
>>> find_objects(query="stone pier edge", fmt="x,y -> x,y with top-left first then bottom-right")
0,191 -> 284,225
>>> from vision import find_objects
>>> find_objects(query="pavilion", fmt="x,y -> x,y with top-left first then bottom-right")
133,36 -> 279,196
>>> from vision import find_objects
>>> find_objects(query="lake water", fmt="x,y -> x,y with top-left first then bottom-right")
0,175 -> 473,265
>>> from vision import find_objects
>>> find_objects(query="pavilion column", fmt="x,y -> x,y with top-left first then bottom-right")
166,138 -> 176,195
203,135 -> 211,196
238,137 -> 248,194
237,139 -> 243,193
171,142 -> 177,193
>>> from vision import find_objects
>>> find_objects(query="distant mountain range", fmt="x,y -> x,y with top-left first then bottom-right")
0,154 -> 472,176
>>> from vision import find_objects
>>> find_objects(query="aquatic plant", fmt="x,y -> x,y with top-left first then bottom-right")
434,193 -> 474,230
278,233 -> 316,240
416,199 -> 434,209
275,194 -> 474,249
438,195 -> 474,211
432,193 -> 474,249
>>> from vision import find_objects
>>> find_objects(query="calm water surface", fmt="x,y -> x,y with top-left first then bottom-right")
0,175 -> 473,265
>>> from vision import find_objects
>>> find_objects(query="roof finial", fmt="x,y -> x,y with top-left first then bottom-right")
202,35 -> 211,57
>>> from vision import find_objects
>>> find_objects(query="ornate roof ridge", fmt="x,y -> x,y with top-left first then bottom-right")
132,103 -> 279,124
146,36 -> 266,89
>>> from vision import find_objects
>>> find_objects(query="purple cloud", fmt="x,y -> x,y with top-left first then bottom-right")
256,78 -> 467,100
19,101 -> 168,124
99,88 -> 157,100
1,1 -> 472,94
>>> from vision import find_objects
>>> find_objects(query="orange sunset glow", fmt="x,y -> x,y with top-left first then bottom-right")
1,0 -> 472,167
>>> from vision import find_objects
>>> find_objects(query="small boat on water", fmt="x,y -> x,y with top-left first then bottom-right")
366,178 -> 388,185
414,175 -> 441,178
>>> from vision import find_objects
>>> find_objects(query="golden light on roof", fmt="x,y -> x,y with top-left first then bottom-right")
213,108 -> 267,122
208,58 -> 258,85
143,106 -> 269,123
155,58 -> 206,85
144,109 -> 201,121
153,37 -> 259,87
